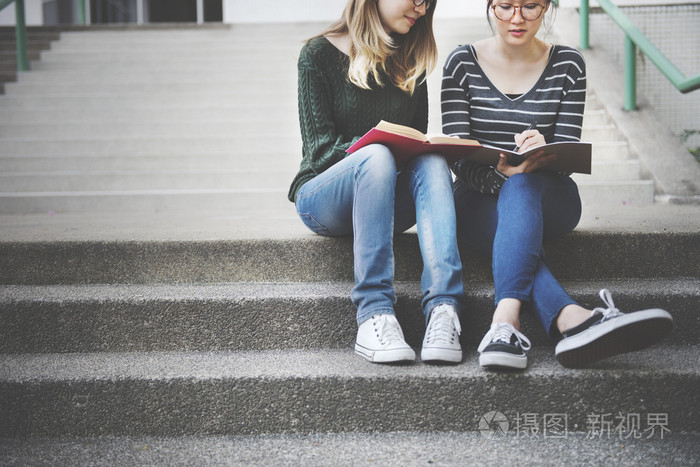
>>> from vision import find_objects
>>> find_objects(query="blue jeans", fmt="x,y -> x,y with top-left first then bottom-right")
295,144 -> 464,325
453,172 -> 582,338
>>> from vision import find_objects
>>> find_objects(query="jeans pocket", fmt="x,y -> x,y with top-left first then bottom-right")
297,211 -> 331,236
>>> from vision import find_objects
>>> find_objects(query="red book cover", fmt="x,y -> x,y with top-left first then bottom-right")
347,121 -> 592,174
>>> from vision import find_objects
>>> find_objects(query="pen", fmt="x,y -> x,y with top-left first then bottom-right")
514,123 -> 536,153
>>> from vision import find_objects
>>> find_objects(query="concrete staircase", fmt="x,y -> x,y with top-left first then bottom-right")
0,26 -> 61,94
0,21 -> 656,213
1,19 -> 699,463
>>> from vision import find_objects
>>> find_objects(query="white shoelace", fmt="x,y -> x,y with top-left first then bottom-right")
425,305 -> 461,344
477,322 -> 531,353
372,314 -> 405,345
591,289 -> 624,322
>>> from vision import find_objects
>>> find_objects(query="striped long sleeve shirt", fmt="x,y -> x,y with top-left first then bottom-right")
441,44 -> 586,194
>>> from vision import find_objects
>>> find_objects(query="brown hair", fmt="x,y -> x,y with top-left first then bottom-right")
315,0 -> 438,95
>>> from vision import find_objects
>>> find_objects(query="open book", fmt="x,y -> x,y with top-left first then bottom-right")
347,121 -> 592,174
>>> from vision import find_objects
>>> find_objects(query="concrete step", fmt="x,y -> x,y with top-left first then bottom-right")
0,93 -> 298,109
583,108 -> 609,126
0,180 -> 654,213
0,106 -> 612,129
0,40 -> 58,52
0,50 -> 42,64
2,432 -> 698,465
0,106 -> 299,124
28,57 -> 297,72
582,125 -> 624,143
0,135 -> 300,156
10,72 -> 293,87
579,160 -> 642,181
1,347 -> 698,436
53,30 -> 307,44
0,168 -> 294,192
592,141 -> 631,161
0,121 -> 300,138
0,152 -> 298,172
0,188 -> 291,215
2,85 -> 294,102
577,180 -> 656,205
0,280 -> 695,354
43,43 -> 304,56
2,230 -> 698,285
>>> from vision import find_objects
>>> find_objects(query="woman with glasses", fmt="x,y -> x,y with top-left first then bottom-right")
289,0 -> 465,364
441,0 -> 672,369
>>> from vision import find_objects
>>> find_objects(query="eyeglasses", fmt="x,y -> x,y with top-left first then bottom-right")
492,3 -> 546,21
413,0 -> 431,8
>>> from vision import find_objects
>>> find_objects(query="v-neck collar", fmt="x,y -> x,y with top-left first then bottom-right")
469,43 -> 557,103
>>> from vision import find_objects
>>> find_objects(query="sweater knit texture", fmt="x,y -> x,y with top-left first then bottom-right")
441,43 -> 587,194
288,36 -> 429,202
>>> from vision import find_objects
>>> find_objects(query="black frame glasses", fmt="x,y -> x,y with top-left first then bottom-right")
413,0 -> 431,9
492,3 -> 546,21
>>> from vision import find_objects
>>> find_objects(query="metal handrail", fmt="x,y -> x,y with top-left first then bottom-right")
579,0 -> 700,110
0,0 -> 28,71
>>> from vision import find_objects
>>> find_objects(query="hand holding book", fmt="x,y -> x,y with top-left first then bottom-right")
347,121 -> 592,174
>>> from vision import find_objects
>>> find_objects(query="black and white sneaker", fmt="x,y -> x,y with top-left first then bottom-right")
555,289 -> 673,368
477,322 -> 532,370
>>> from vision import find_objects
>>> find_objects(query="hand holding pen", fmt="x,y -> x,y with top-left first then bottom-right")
514,123 -> 545,153
497,122 -> 556,177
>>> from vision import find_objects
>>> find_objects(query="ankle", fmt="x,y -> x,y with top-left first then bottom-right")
556,304 -> 592,333
492,298 -> 521,330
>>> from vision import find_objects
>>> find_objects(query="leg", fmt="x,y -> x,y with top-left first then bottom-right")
295,144 -> 414,362
295,144 -> 397,324
395,154 -> 464,319
493,173 -> 582,336
395,154 -> 465,362
455,173 -> 581,369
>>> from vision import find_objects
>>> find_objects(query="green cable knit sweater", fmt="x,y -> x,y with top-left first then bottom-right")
288,36 -> 429,202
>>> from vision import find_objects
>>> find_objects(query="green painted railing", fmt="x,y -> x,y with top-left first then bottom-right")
579,0 -> 700,110
0,0 -> 28,71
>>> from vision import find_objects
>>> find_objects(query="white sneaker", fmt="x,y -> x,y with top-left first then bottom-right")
421,304 -> 462,363
477,322 -> 531,370
355,314 -> 416,363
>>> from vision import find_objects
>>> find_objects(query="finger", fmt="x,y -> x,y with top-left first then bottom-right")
497,153 -> 519,176
519,135 -> 545,153
521,150 -> 546,165
519,150 -> 547,173
528,153 -> 557,172
497,153 -> 510,171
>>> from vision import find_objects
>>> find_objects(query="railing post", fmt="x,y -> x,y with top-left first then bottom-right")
580,0 -> 589,50
625,35 -> 637,110
78,0 -> 86,24
624,35 -> 637,110
14,0 -> 28,71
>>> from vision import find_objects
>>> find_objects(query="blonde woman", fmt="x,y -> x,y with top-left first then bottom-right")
289,0 -> 465,363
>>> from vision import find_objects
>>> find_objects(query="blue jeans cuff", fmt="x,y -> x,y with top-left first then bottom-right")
424,298 -> 461,323
357,308 -> 395,327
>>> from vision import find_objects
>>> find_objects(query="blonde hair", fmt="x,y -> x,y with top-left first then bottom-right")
316,0 -> 438,95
